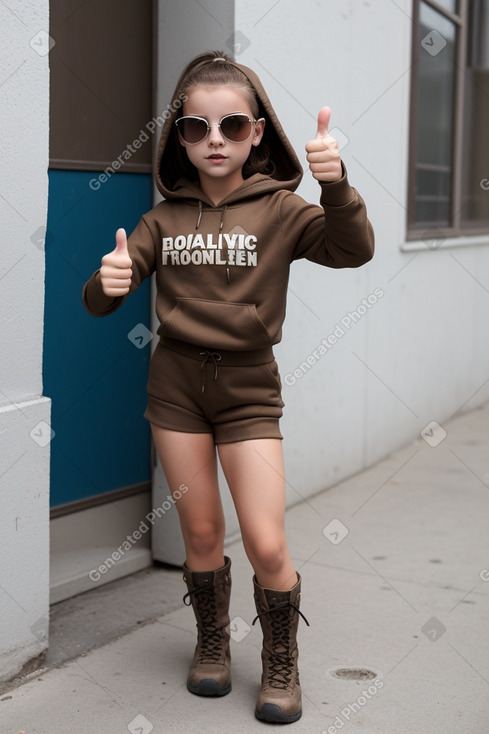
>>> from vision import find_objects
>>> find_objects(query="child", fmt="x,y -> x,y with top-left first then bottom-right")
83,50 -> 374,724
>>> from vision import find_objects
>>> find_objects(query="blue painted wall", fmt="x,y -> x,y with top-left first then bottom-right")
44,170 -> 152,507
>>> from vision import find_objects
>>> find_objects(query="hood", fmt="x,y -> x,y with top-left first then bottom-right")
154,57 -> 303,204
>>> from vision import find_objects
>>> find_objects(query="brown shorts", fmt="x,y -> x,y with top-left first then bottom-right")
143,336 -> 284,444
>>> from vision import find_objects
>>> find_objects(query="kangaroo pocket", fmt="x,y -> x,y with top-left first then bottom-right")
159,297 -> 273,350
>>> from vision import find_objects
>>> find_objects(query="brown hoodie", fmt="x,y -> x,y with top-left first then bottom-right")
82,59 -> 374,351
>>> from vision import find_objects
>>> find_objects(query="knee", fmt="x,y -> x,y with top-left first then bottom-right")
248,536 -> 287,576
186,521 -> 224,556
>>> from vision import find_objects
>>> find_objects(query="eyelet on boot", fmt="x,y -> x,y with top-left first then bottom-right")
182,557 -> 232,697
252,574 -> 309,723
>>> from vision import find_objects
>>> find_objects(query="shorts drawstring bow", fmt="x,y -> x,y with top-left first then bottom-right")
199,350 -> 222,393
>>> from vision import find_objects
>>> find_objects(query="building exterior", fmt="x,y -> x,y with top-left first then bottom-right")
1,0 -> 488,683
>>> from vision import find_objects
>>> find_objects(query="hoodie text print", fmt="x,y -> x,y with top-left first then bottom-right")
83,59 -> 374,352
162,230 -> 258,267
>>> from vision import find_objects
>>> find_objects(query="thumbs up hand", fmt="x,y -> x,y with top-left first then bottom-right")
305,107 -> 342,182
100,228 -> 133,297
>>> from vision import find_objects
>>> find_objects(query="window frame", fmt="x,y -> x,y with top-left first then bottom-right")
406,0 -> 489,243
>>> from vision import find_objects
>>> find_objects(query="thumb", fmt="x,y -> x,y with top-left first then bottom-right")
115,227 -> 129,255
315,106 -> 331,139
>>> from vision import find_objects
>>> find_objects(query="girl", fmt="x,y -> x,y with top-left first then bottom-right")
83,50 -> 374,724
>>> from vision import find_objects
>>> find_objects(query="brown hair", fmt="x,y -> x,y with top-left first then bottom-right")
173,50 -> 274,179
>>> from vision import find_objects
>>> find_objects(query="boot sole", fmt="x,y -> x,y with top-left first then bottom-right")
187,679 -> 232,697
255,703 -> 302,723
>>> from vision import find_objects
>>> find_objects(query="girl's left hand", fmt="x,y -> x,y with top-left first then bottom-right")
305,107 -> 342,182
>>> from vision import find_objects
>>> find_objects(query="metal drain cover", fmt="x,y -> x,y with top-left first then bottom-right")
332,668 -> 377,680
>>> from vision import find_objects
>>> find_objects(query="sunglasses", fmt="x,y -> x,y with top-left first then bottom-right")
175,113 -> 263,144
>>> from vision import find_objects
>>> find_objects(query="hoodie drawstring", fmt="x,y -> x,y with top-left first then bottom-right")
194,202 -> 231,285
219,206 -> 231,285
195,200 -> 203,230
219,206 -> 226,232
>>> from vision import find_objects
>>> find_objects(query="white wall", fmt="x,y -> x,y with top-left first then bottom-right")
234,0 -> 489,500
152,0 -> 240,564
0,0 -> 51,682
153,0 -> 489,561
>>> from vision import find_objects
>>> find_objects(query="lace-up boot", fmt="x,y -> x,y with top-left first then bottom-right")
252,573 -> 309,723
182,556 -> 232,696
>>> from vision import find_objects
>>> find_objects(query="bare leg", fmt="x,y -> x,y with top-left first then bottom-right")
217,438 -> 297,590
150,424 -> 225,571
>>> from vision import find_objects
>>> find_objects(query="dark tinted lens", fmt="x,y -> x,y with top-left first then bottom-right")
177,117 -> 208,143
221,114 -> 252,142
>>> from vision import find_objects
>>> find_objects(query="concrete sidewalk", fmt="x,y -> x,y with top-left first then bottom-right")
2,403 -> 489,733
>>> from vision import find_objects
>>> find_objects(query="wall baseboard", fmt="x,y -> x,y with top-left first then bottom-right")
50,490 -> 153,604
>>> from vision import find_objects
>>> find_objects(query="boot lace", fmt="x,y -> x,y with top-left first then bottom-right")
184,583 -> 226,664
252,602 -> 310,689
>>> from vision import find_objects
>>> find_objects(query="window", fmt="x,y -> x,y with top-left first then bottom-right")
408,0 -> 489,238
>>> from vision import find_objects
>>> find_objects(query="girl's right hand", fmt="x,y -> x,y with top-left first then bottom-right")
305,107 -> 342,183
100,228 -> 133,297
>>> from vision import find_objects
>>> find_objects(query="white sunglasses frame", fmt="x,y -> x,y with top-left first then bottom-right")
175,113 -> 264,144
